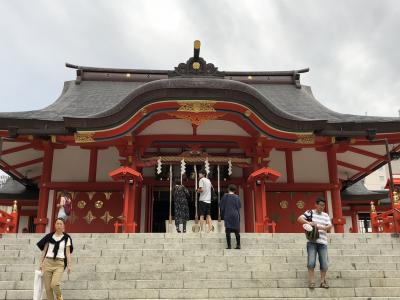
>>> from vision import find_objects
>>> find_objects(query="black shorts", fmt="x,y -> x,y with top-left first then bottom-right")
199,201 -> 211,216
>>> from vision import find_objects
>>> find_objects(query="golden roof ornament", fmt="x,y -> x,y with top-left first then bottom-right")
370,201 -> 376,213
393,191 -> 399,204
12,200 -> 18,213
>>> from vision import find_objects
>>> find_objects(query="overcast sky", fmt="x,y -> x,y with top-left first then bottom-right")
0,0 -> 399,117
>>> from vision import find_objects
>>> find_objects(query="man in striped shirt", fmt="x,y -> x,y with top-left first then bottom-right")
297,197 -> 332,289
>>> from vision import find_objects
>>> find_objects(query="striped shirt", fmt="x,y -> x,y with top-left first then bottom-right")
303,210 -> 332,245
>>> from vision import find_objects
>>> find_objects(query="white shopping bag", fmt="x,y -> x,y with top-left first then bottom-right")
33,270 -> 43,300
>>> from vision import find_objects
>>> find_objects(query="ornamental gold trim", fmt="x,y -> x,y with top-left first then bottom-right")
74,132 -> 95,143
87,192 -> 96,201
104,192 -> 112,200
77,200 -> 86,209
177,100 -> 216,113
279,200 -> 288,209
100,211 -> 114,224
296,134 -> 315,144
167,111 -> 226,126
95,200 -> 104,209
296,200 -> 305,209
83,210 -> 96,224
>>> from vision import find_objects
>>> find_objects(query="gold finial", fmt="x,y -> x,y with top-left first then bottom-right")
12,200 -> 17,213
393,191 -> 399,204
194,40 -> 201,49
370,201 -> 376,213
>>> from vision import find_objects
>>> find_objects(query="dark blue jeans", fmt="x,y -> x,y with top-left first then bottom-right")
307,242 -> 328,271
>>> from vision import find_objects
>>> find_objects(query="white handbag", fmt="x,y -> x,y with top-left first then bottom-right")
33,270 -> 43,300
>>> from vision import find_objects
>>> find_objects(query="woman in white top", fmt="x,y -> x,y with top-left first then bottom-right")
37,218 -> 73,300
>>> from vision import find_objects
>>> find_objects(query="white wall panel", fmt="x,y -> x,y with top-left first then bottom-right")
268,150 -> 287,183
197,120 -> 250,136
293,149 -> 329,183
96,147 -> 121,181
52,147 -> 90,181
139,120 -> 192,135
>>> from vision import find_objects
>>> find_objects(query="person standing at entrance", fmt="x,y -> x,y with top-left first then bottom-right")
297,197 -> 332,289
220,184 -> 241,249
197,169 -> 213,232
36,218 -> 73,300
57,191 -> 72,221
173,179 -> 190,233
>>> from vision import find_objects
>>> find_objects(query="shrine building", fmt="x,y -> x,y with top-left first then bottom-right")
1,41 -> 400,234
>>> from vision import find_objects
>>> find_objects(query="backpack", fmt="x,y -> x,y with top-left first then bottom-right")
64,198 -> 72,216
304,210 -> 319,241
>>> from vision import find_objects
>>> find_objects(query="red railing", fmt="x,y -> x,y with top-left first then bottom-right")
263,218 -> 277,233
0,201 -> 18,234
113,221 -> 137,233
370,200 -> 400,234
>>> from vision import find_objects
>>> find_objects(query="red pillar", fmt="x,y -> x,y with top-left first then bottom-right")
135,181 -> 142,232
285,150 -> 294,184
327,147 -> 345,233
243,182 -> 254,232
35,142 -> 53,233
254,181 -> 267,233
123,178 -> 130,232
351,210 -> 358,233
128,180 -> 136,233
88,148 -> 98,182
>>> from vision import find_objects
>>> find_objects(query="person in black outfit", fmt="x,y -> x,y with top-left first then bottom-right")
173,179 -> 190,233
220,184 -> 241,249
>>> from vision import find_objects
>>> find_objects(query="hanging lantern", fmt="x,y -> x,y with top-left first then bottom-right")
180,158 -> 186,175
228,159 -> 232,176
180,158 -> 186,184
156,157 -> 162,174
204,157 -> 210,175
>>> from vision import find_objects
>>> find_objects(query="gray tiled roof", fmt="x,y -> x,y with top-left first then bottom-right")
1,79 -> 398,124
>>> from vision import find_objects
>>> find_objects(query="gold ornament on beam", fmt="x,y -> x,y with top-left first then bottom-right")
177,100 -> 216,113
104,192 -> 112,200
296,200 -> 305,209
100,211 -> 114,224
77,200 -> 86,209
117,214 -> 124,221
74,132 -> 95,143
296,134 -> 315,144
94,200 -> 104,209
83,210 -> 96,224
87,192 -> 96,201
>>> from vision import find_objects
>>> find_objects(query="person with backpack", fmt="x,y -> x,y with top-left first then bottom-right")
297,197 -> 332,289
37,218 -> 73,300
57,191 -> 72,221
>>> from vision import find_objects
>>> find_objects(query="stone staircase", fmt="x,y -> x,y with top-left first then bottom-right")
0,232 -> 399,299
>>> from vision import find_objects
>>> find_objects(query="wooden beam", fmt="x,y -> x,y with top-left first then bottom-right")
347,146 -> 383,160
337,160 -> 367,172
10,158 -> 43,170
1,143 -> 34,156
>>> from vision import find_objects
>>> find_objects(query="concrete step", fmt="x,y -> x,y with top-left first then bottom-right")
0,233 -> 399,299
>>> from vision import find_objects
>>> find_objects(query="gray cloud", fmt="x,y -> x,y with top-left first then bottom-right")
0,0 -> 399,117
